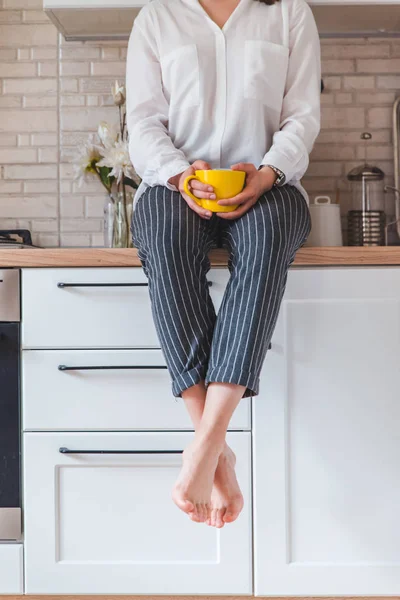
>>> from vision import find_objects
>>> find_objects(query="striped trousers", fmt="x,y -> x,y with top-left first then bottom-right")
131,184 -> 311,399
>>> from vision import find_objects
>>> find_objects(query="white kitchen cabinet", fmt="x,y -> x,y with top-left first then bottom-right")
0,544 -> 23,594
24,431 -> 252,594
254,267 -> 400,596
22,267 -> 229,349
22,348 -> 250,431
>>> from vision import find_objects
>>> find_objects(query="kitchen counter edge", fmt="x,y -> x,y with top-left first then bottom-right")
1,247 -> 400,267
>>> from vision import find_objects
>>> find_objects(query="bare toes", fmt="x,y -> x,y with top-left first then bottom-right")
215,508 -> 225,528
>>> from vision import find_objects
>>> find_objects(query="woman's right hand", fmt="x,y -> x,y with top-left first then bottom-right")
168,160 -> 216,220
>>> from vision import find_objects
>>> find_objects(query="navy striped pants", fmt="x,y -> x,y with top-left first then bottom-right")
131,184 -> 311,399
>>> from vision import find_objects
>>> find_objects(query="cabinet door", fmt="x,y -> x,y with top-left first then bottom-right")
0,544 -> 23,594
254,267 -> 400,596
24,431 -> 252,594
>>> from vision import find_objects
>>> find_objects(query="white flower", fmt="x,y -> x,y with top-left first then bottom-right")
112,80 -> 126,107
97,139 -> 134,184
73,136 -> 102,188
97,121 -> 119,149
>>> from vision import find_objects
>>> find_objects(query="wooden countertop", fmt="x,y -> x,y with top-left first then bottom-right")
0,246 -> 400,267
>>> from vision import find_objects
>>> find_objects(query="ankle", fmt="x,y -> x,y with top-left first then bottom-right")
195,427 -> 226,453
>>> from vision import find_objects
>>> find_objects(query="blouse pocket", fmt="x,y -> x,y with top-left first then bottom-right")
160,44 -> 200,113
244,40 -> 289,111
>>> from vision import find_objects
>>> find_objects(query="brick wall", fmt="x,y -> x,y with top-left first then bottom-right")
0,0 -> 399,246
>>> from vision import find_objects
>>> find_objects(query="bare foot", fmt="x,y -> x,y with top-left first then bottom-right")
206,445 -> 244,528
172,434 -> 223,523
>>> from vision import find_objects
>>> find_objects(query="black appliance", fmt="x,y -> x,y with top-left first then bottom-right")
0,269 -> 21,541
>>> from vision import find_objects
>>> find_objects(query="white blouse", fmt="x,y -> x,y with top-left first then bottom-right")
126,0 -> 321,206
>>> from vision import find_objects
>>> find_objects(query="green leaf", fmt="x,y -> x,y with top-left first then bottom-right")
99,166 -> 112,189
124,176 -> 140,189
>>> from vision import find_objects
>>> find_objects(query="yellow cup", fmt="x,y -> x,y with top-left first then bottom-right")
183,169 -> 246,213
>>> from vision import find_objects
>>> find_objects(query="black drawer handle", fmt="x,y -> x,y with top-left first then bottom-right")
58,365 -> 168,371
59,447 -> 183,455
57,282 -> 148,288
57,281 -> 212,288
268,342 -> 272,350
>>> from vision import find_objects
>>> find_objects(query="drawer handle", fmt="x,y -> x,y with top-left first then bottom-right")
58,365 -> 168,371
57,281 -> 212,288
57,282 -> 149,288
59,447 -> 183,455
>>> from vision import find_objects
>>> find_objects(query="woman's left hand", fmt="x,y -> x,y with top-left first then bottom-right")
216,163 -> 278,220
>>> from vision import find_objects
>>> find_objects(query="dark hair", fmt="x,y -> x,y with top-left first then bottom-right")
256,0 -> 280,4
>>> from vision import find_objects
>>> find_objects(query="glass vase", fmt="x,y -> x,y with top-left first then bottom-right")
104,189 -> 134,248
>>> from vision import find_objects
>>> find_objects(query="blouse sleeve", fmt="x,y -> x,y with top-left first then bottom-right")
260,0 -> 321,184
125,14 -> 191,191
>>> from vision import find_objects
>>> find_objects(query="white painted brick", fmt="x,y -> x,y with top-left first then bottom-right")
61,95 -> 85,107
4,164 -> 57,179
91,233 -> 105,247
322,44 -> 390,59
60,78 -> 79,93
17,48 -> 31,60
4,78 -> 56,94
0,133 -> 17,146
61,131 -> 91,146
120,48 -> 128,60
305,162 -> 343,177
60,163 -> 74,179
91,61 -> 127,76
85,195 -> 105,218
0,10 -> 21,23
310,144 -> 355,161
0,110 -> 57,132
86,96 -> 99,106
33,232 -> 59,247
32,47 -> 57,60
23,96 -> 57,108
31,133 -> 57,146
80,77 -> 115,93
101,47 -> 120,60
60,233 -> 90,247
0,48 -> 17,59
100,95 -> 114,106
17,134 -> 31,147
377,75 -> 400,89
0,148 -> 36,163
61,106 -> 115,131
357,58 -> 400,73
356,92 -> 396,105
335,93 -> 353,105
60,62 -> 90,76
72,178 -> 102,193
31,219 -> 58,232
301,178 -> 337,192
322,107 -> 365,129
60,180 -> 72,193
61,46 -> 101,60
60,147 -> 79,163
365,145 -> 394,161
38,147 -> 58,163
0,195 -> 57,218
61,218 -> 102,232
0,24 -> 57,46
22,10 -> 51,23
0,181 -> 22,193
3,0 -> 43,7
24,180 -> 58,193
0,96 -> 22,108
38,62 -> 57,77
0,218 -> 18,229
317,130 -> 391,145
60,194 -> 85,217
0,62 -> 36,77
343,75 -> 375,90
367,107 -> 393,129
321,76 -> 341,91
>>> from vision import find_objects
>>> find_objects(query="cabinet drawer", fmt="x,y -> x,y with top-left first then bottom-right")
22,349 -> 251,431
0,544 -> 23,594
21,268 -> 229,349
23,431 -> 252,594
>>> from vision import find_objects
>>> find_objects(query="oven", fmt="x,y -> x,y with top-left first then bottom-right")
0,269 -> 21,541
